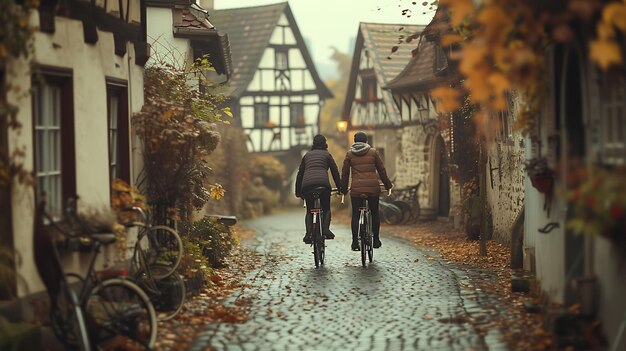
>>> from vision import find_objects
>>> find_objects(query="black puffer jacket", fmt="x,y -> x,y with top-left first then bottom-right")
295,149 -> 341,196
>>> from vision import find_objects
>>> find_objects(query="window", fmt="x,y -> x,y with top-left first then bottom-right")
362,77 -> 377,102
275,49 -> 289,70
434,45 -> 447,72
254,103 -> 270,127
33,72 -> 75,216
494,95 -> 514,140
107,82 -> 130,184
602,76 -> 626,165
290,102 -> 304,126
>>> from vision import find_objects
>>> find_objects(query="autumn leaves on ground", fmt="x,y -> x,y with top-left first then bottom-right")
387,221 -> 554,350
154,216 -> 553,351
154,226 -> 259,351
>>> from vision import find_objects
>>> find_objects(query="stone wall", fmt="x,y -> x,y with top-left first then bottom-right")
394,125 -> 437,216
486,139 -> 525,246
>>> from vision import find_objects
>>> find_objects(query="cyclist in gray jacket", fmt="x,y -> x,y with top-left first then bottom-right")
295,134 -> 342,244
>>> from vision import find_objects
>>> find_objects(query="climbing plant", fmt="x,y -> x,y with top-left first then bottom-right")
0,0 -> 38,188
133,54 -> 231,227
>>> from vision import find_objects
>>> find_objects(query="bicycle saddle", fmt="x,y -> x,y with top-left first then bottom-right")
308,186 -> 328,194
91,233 -> 116,245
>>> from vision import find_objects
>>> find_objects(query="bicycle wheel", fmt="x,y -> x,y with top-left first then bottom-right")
360,224 -> 367,267
144,264 -> 186,321
381,202 -> 403,225
50,274 -> 87,347
136,225 -> 183,279
392,200 -> 412,224
312,215 -> 322,268
84,278 -> 157,350
367,212 -> 374,262
318,217 -> 325,266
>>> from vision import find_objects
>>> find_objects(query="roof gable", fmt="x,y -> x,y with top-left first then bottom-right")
210,2 -> 331,98
342,22 -> 424,124
385,40 -> 436,91
360,23 -> 425,83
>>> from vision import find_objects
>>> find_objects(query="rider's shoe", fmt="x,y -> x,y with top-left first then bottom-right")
373,238 -> 382,249
324,230 -> 335,240
322,213 -> 334,239
303,234 -> 312,244
351,239 -> 360,251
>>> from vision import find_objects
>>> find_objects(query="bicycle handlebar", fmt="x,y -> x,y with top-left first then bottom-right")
119,206 -> 148,226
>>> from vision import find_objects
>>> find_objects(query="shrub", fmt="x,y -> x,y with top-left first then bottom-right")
188,217 -> 238,267
249,154 -> 286,191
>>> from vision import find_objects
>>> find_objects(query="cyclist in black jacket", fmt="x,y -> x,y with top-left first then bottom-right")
295,134 -> 342,244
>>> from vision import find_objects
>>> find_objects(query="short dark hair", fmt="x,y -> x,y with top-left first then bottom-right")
354,131 -> 367,143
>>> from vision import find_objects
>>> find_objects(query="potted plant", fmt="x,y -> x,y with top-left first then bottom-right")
567,166 -> 626,248
525,157 -> 554,194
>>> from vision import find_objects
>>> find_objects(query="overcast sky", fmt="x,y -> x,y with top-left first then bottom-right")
214,0 -> 436,79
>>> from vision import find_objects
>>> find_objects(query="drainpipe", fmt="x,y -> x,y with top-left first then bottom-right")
127,44 -> 134,185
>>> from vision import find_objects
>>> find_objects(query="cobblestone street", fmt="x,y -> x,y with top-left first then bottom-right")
190,209 -> 512,351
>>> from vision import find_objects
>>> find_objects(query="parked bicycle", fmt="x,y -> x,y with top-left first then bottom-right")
35,199 -> 157,350
120,206 -> 186,321
380,181 -> 421,225
304,187 -> 341,268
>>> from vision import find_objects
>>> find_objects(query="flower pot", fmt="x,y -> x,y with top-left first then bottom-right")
531,173 -> 554,194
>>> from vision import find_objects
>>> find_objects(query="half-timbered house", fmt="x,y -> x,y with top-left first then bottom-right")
1,0 -> 149,316
341,23 -> 424,181
146,0 -> 231,81
209,2 -> 332,164
384,39 -> 452,220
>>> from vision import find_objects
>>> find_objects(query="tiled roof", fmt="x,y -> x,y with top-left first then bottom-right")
176,3 -> 215,29
342,22 -> 424,125
210,2 -> 331,98
385,40 -> 436,90
360,23 -> 425,85
210,3 -> 287,96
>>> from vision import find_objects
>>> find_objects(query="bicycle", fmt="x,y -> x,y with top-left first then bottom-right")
304,187 -> 341,268
120,206 -> 186,321
355,186 -> 392,267
36,199 -> 157,350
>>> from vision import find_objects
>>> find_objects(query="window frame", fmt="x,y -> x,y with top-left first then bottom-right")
362,76 -> 377,102
106,79 -> 130,185
275,48 -> 289,70
32,68 -> 76,217
254,102 -> 270,127
600,74 -> 626,165
289,102 -> 304,127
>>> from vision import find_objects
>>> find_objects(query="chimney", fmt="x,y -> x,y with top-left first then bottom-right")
199,0 -> 214,9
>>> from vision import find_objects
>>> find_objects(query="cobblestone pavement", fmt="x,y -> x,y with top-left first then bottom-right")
190,209 -> 510,351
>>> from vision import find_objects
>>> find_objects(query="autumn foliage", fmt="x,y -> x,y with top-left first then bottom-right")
134,57 -> 230,226
430,0 -> 626,139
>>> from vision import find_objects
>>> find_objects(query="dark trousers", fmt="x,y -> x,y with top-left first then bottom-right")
302,186 -> 331,212
351,196 -> 380,239
302,186 -> 332,236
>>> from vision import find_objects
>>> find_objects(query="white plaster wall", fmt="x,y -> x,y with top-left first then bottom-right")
8,13 -> 144,297
147,7 -> 190,68
524,172 -> 566,304
593,237 -> 626,351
